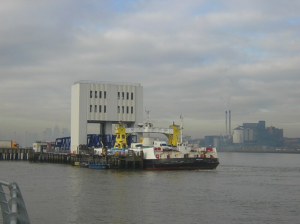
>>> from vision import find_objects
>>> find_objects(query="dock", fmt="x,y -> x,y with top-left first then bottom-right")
0,148 -> 144,169
0,148 -> 32,160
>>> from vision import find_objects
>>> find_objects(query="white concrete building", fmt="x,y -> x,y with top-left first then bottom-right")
71,81 -> 143,152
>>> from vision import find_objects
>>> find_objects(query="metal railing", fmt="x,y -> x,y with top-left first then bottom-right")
0,181 -> 30,224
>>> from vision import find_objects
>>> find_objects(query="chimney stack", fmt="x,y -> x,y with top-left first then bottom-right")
229,110 -> 231,136
225,111 -> 227,136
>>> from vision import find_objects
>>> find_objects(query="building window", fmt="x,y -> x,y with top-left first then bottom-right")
118,92 -> 120,99
99,105 -> 101,113
118,106 -> 120,113
122,106 -> 124,113
90,105 -> 92,112
99,91 -> 102,98
95,91 -> 97,98
131,106 -> 133,114
131,93 -> 133,100
95,105 -> 97,112
90,91 -> 92,98
127,106 -> 129,113
104,91 -> 106,99
104,105 -> 106,113
122,92 -> 124,99
127,92 -> 129,100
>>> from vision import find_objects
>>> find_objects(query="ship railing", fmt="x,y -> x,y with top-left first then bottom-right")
0,180 -> 30,224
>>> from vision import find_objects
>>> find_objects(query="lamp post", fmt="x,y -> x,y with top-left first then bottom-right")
43,131 -> 45,142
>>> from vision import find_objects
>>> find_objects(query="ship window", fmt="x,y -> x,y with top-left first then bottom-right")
104,91 -> 106,99
131,93 -> 133,100
95,91 -> 97,98
99,105 -> 101,113
95,105 -> 97,112
122,106 -> 124,113
104,105 -> 106,113
131,106 -> 133,114
127,92 -> 129,99
118,92 -> 120,99
118,106 -> 120,113
122,92 -> 124,99
90,91 -> 92,98
90,105 -> 92,112
99,91 -> 102,98
127,106 -> 129,113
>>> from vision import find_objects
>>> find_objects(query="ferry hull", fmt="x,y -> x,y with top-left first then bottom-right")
144,158 -> 219,170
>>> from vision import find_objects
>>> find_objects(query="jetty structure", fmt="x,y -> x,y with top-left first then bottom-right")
1,80 -> 219,170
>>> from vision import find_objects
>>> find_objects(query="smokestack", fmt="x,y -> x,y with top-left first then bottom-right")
225,111 -> 227,136
229,110 -> 231,136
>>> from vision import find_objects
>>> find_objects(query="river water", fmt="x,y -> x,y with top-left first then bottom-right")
0,152 -> 299,224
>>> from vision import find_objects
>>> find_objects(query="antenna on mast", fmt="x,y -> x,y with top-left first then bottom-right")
180,115 -> 184,143
145,107 -> 151,124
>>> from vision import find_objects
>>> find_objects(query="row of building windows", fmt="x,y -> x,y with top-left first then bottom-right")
89,105 -> 134,114
117,106 -> 134,114
89,91 -> 134,100
118,92 -> 134,100
90,91 -> 106,99
90,105 -> 106,113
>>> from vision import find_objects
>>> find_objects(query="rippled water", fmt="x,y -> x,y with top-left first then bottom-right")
1,152 -> 300,224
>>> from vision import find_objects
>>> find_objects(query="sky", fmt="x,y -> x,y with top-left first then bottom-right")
1,0 -> 300,144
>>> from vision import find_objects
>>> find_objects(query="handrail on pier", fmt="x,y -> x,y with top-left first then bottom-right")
0,180 -> 30,224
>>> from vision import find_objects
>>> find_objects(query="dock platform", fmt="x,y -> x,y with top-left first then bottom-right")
0,148 -> 144,169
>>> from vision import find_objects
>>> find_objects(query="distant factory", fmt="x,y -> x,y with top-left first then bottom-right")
202,110 -> 297,149
232,121 -> 283,146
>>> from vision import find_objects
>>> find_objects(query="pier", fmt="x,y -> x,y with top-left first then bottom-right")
0,148 -> 32,161
0,148 -> 144,169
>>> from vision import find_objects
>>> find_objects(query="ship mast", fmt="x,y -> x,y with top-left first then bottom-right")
145,107 -> 150,125
145,107 -> 151,137
180,115 -> 184,143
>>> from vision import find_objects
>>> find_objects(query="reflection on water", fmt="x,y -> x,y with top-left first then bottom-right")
0,152 -> 299,224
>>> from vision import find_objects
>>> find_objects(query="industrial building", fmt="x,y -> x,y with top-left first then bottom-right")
233,121 -> 267,144
204,111 -> 285,149
70,81 -> 143,152
232,121 -> 284,147
204,136 -> 221,148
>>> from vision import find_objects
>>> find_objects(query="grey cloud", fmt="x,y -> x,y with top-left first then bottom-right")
1,0 -> 300,141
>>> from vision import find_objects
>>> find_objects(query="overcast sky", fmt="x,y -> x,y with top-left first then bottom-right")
1,0 -> 300,143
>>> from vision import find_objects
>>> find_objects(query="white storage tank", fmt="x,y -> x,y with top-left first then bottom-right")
233,127 -> 244,144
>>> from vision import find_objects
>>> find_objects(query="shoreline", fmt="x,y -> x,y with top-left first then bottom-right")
218,149 -> 300,154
